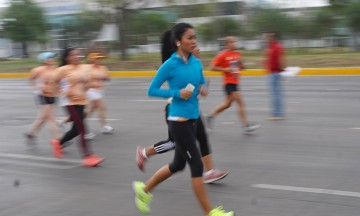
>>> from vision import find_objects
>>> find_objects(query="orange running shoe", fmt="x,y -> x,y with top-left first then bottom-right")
51,140 -> 63,158
83,154 -> 105,167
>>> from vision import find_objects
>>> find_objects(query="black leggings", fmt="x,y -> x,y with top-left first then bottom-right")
60,105 -> 92,156
154,116 -> 211,157
168,120 -> 203,178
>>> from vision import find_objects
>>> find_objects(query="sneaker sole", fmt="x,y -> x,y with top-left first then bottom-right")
101,129 -> 114,134
84,134 -> 97,140
204,172 -> 229,184
244,125 -> 261,133
83,158 -> 105,167
132,181 -> 138,195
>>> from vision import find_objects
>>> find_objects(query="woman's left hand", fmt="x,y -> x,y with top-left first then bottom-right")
199,85 -> 208,97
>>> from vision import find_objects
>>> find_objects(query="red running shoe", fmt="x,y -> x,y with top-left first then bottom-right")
136,146 -> 147,172
51,139 -> 63,158
83,154 -> 105,167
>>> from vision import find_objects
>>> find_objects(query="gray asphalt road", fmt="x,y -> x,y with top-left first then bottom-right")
0,76 -> 359,216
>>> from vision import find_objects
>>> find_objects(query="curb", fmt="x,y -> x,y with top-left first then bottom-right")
1,68 -> 360,78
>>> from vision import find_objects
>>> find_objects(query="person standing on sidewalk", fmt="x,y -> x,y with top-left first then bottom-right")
52,47 -> 105,167
136,47 -> 229,184
264,32 -> 286,120
25,52 -> 61,145
132,23 -> 234,216
206,36 -> 260,133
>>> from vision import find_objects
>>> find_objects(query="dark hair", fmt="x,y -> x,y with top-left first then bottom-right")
60,46 -> 77,66
161,23 -> 193,63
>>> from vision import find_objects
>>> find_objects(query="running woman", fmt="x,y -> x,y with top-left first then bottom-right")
136,47 -> 229,184
25,52 -> 61,145
206,36 -> 260,133
51,47 -> 105,167
85,52 -> 114,134
132,23 -> 234,216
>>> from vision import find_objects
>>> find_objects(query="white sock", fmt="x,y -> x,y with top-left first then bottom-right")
204,169 -> 214,175
142,148 -> 148,158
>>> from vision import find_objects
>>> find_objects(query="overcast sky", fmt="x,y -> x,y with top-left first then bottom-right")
0,0 -> 329,8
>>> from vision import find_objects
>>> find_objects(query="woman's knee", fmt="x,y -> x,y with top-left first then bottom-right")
189,158 -> 204,178
169,161 -> 186,173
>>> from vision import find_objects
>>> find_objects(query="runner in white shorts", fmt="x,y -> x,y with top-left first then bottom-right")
85,52 -> 114,134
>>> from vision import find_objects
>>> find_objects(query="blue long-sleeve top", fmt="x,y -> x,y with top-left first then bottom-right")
148,52 -> 205,120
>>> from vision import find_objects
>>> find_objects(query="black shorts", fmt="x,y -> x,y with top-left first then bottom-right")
38,96 -> 56,105
224,84 -> 239,95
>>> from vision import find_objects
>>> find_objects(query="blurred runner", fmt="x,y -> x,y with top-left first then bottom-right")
86,52 -> 114,134
52,47 -> 104,167
25,52 -> 61,145
206,36 -> 260,133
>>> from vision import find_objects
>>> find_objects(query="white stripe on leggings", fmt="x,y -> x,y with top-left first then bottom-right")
154,141 -> 175,153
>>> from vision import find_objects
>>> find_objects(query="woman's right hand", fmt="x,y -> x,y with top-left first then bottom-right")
180,89 -> 193,100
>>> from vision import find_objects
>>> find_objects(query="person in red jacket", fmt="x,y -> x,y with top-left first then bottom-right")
264,32 -> 286,120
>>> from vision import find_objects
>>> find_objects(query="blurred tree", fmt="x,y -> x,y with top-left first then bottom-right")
329,0 -> 354,7
175,3 -> 216,18
345,2 -> 360,50
128,12 -> 170,45
96,0 -> 214,59
197,22 -> 216,43
63,11 -> 103,43
294,18 -> 321,39
197,18 -> 242,43
252,9 -> 295,38
2,0 -> 47,58
214,18 -> 243,38
97,0 -> 149,60
313,9 -> 336,37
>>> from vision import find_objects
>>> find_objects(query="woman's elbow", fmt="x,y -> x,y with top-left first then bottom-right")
148,88 -> 154,97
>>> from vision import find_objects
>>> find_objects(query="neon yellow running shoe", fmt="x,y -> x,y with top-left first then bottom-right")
208,206 -> 235,216
132,181 -> 153,214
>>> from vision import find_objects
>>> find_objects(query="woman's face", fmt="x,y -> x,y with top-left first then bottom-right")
177,28 -> 197,55
192,47 -> 200,58
66,49 -> 80,65
92,58 -> 100,65
44,58 -> 55,66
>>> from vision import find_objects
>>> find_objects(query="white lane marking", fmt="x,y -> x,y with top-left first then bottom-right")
252,184 -> 360,198
129,99 -> 166,102
87,118 -> 121,121
19,117 -> 122,121
326,89 -> 340,91
288,101 -> 301,104
221,122 -> 236,125
247,108 -> 270,111
1,160 -> 78,169
0,152 -> 81,164
350,128 -> 360,130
